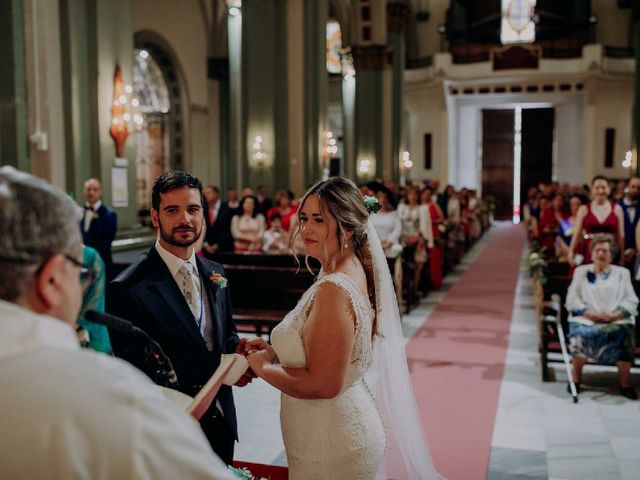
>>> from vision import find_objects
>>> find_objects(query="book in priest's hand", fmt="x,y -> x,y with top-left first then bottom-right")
187,353 -> 249,420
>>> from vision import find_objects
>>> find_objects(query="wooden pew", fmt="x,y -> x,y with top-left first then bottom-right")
210,253 -> 319,339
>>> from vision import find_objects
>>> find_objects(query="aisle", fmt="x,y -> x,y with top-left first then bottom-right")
409,223 -> 526,479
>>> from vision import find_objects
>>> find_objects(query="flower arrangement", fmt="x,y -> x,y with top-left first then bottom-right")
227,466 -> 267,480
209,272 -> 228,289
528,250 -> 548,284
363,195 -> 382,214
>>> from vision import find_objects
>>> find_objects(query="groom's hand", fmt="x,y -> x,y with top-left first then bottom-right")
234,369 -> 256,387
233,339 -> 256,387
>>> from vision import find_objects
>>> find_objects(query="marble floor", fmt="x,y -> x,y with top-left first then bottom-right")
232,228 -> 640,479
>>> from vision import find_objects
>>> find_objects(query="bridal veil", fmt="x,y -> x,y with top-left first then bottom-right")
365,220 -> 444,480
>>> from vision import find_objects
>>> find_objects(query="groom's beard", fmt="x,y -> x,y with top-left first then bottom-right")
158,219 -> 202,247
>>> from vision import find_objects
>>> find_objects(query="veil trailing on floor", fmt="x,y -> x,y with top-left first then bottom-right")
365,220 -> 444,480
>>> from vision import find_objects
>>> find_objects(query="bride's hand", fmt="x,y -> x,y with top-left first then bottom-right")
246,349 -> 273,375
245,338 -> 276,359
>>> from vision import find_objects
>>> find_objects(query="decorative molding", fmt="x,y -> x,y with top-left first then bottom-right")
352,45 -> 387,70
491,44 -> 540,70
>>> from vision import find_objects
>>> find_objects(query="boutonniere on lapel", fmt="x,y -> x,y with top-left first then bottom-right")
209,272 -> 228,289
586,271 -> 596,284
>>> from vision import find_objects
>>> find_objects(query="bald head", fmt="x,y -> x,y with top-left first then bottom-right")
84,178 -> 102,206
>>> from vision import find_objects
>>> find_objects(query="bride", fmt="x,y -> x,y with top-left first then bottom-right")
245,176 -> 442,479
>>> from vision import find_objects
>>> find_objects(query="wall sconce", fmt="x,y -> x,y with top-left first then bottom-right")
110,66 -> 129,158
623,150 -> 633,169
325,131 -> 338,157
110,65 -> 144,158
358,157 -> 373,178
400,150 -> 413,170
250,135 -> 271,170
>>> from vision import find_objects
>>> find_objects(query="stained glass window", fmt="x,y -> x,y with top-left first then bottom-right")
326,20 -> 342,74
133,49 -> 170,114
501,0 -> 536,44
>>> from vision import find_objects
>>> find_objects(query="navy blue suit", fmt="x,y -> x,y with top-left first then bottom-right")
80,204 -> 117,280
106,247 -> 239,464
204,202 -> 234,252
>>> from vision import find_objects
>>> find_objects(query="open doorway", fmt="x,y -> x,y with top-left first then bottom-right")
481,106 -> 554,221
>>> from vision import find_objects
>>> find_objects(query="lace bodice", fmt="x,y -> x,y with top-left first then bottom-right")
270,272 -> 385,479
271,272 -> 374,386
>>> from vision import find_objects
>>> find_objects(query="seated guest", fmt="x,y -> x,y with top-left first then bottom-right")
263,212 -> 289,254
0,166 -> 233,479
76,245 -> 112,353
566,235 -> 639,399
231,195 -> 266,252
267,189 -> 298,232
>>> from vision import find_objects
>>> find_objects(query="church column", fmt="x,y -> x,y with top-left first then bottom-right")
242,0 -> 290,191
58,0 -> 100,198
303,0 -> 329,185
387,0 -> 410,184
94,0 -> 136,227
634,4 -> 640,175
351,0 -> 388,182
0,0 -> 29,171
341,51 -> 356,179
225,0 -> 243,191
208,57 -> 229,191
286,0 -> 305,195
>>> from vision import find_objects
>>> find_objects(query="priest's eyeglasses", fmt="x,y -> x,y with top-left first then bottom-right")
0,252 -> 95,285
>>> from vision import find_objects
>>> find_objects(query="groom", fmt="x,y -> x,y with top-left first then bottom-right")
107,170 -> 250,465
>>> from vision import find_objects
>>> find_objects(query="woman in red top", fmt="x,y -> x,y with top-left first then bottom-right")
267,189 -> 298,232
538,194 -> 568,252
569,175 -> 625,265
421,185 -> 445,290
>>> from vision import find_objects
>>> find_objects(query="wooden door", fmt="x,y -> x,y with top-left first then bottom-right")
482,109 -> 514,220
521,108 -> 554,206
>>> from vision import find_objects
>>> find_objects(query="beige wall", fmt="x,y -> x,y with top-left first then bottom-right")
133,0 -> 218,182
589,76 -> 634,181
404,80 -> 447,184
593,0 -> 632,48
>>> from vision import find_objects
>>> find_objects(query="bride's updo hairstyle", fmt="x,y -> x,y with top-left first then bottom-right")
293,176 -> 379,338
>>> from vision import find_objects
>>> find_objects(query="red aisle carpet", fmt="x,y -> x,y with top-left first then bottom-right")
407,223 -> 526,480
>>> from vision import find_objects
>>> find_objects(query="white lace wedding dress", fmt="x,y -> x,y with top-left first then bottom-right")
271,272 -> 386,479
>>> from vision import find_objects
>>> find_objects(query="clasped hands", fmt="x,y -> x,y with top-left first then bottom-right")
583,310 -> 623,323
233,338 -> 277,386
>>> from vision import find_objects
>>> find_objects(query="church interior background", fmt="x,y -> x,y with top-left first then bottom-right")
2,1 -> 640,478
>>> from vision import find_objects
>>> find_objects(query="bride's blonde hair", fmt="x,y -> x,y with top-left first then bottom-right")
291,176 -> 379,338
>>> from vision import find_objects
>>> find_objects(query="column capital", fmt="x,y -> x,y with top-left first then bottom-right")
387,2 -> 411,33
352,45 -> 387,71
